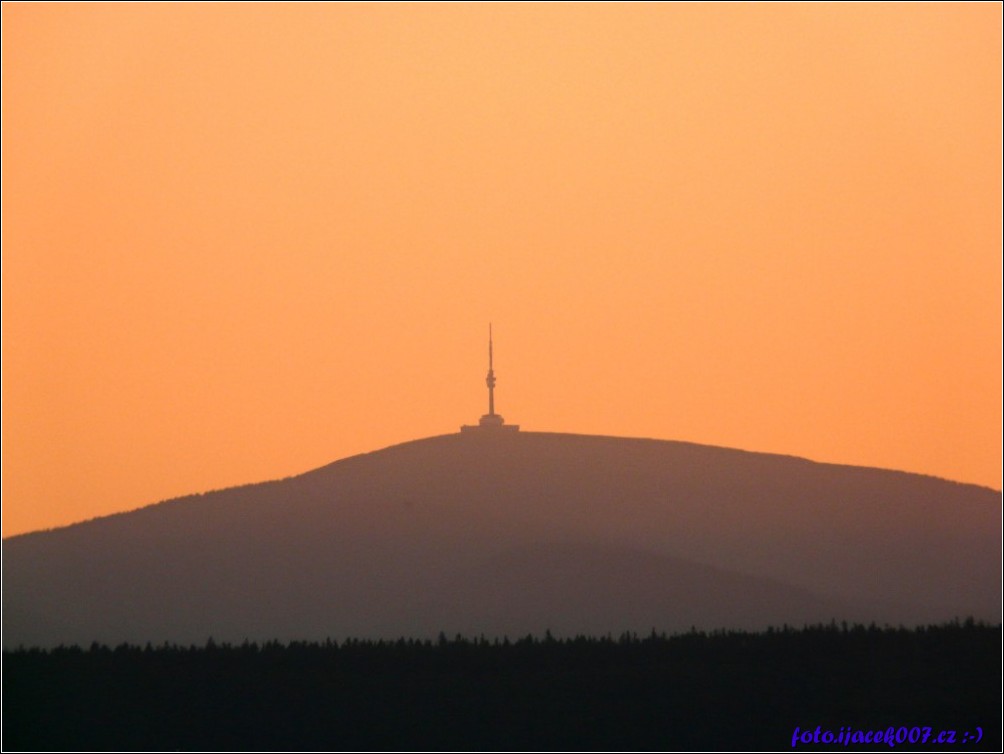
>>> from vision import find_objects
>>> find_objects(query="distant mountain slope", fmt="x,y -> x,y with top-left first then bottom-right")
4,432 -> 1000,647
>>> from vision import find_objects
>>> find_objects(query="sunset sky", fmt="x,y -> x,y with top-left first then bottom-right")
3,3 -> 1001,536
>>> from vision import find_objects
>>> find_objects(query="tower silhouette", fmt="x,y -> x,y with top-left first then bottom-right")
486,323 -> 497,418
461,324 -> 519,433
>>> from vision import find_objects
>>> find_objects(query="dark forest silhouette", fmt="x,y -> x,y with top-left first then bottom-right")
3,621 -> 998,751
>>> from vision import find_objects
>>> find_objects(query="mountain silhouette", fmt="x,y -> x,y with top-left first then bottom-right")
3,432 -> 999,647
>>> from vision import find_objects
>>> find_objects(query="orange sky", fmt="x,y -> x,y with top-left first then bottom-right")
3,3 -> 1001,536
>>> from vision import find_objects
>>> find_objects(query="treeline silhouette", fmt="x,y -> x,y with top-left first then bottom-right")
4,620 -> 998,751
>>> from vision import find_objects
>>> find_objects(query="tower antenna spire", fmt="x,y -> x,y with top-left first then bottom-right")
486,322 -> 496,416
460,323 -> 519,433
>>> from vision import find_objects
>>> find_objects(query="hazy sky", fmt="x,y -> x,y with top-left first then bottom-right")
3,3 -> 1001,536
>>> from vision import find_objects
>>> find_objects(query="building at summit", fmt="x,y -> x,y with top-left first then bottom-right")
461,324 -> 519,433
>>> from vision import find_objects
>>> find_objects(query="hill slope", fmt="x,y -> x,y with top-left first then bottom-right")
4,432 -> 999,646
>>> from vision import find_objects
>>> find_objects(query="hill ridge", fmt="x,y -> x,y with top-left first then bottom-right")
4,431 -> 999,646
11,430 -> 993,542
